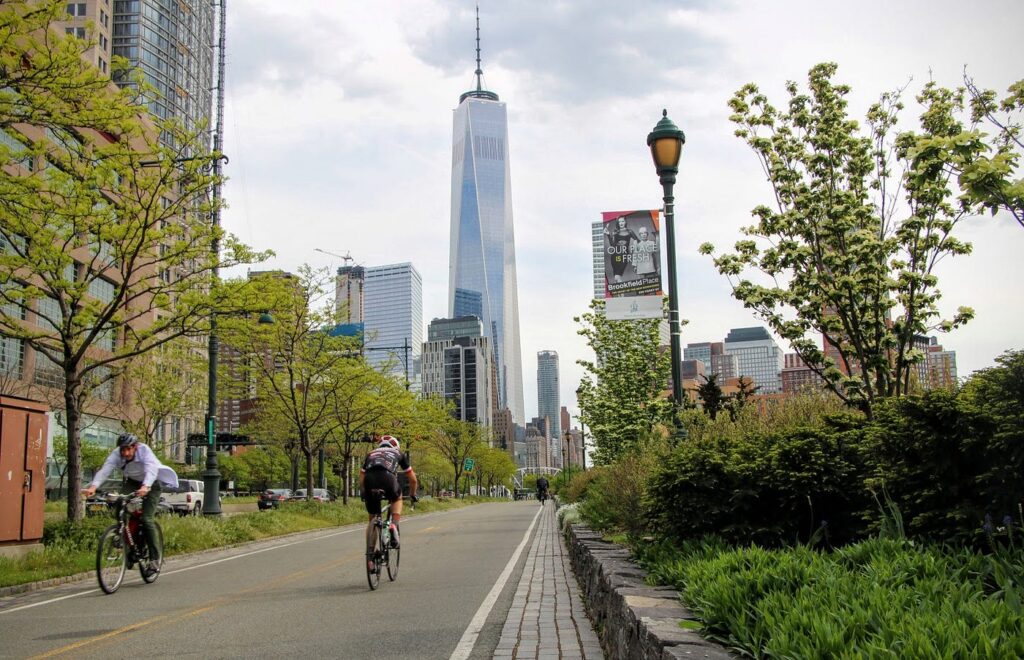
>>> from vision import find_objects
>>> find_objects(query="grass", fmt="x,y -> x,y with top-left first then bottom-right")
632,536 -> 1024,658
1,496 -> 489,589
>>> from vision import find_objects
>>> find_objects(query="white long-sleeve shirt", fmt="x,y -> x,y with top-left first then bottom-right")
89,443 -> 179,489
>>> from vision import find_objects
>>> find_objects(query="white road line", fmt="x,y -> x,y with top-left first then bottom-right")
449,506 -> 542,660
0,527 -> 357,616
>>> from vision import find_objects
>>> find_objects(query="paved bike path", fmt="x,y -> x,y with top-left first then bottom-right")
494,500 -> 603,659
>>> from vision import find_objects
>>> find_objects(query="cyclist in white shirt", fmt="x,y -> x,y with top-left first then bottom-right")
82,433 -> 179,572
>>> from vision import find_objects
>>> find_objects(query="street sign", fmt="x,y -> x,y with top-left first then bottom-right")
463,458 -> 475,472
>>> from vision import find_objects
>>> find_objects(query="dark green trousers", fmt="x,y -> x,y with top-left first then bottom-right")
124,478 -> 161,560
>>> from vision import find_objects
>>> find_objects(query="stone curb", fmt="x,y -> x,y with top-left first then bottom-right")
565,524 -> 736,660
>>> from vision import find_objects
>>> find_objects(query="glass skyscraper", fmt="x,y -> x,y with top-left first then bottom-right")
364,263 -> 423,390
537,350 -> 561,452
447,23 -> 525,424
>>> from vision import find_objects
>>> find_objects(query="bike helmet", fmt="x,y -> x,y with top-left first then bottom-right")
116,433 -> 139,449
378,435 -> 400,451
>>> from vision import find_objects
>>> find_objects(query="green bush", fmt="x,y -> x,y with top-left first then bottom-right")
561,466 -> 605,504
646,417 -> 870,546
865,388 -> 1024,545
578,447 -> 663,536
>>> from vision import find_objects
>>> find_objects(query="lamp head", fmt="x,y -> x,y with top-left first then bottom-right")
647,109 -> 686,176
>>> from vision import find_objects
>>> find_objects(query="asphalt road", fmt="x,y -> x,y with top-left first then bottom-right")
0,501 -> 543,659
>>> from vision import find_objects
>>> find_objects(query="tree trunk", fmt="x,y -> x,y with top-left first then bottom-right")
304,447 -> 314,499
341,447 -> 352,505
64,379 -> 84,522
290,457 -> 299,491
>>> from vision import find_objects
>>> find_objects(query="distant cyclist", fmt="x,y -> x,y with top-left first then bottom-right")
360,435 -> 418,573
82,433 -> 179,573
536,476 -> 550,503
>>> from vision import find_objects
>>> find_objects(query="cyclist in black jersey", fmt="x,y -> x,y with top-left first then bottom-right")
536,476 -> 550,503
360,435 -> 418,573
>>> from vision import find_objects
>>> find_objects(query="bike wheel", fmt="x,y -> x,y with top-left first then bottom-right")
96,525 -> 126,594
140,522 -> 164,583
366,524 -> 382,591
387,541 -> 400,581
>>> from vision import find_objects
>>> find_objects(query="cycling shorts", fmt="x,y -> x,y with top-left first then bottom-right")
363,469 -> 401,515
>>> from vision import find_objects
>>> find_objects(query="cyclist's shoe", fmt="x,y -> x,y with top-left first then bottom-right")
142,560 -> 158,577
389,523 -> 400,549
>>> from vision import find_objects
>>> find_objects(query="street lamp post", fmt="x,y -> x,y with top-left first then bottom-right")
563,429 -> 572,488
647,110 -> 687,425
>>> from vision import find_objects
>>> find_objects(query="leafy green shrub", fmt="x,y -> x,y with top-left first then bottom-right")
578,447 -> 663,536
561,466 -> 604,504
864,390 -> 1020,545
42,516 -> 109,553
647,418 -> 870,546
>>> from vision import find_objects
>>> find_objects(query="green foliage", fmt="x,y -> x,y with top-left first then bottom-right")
864,387 -> 1024,545
575,299 -> 675,464
0,0 -> 269,521
561,467 -> 604,504
577,444 -> 665,537
705,63 -> 975,417
946,75 -> 1024,228
648,419 -> 870,547
634,537 -> 1024,658
696,374 -> 726,420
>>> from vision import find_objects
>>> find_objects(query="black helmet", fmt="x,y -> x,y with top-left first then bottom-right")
116,433 -> 138,449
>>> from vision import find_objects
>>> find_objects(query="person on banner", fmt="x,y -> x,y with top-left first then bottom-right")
631,225 -> 659,276
605,215 -> 640,283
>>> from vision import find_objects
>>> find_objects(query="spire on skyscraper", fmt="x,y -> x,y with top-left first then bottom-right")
461,5 -> 499,103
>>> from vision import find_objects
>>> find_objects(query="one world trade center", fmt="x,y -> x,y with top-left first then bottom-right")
447,13 -> 525,424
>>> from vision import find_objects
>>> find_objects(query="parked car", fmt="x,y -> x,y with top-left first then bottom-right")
258,488 -> 292,510
163,479 -> 205,516
291,488 -> 333,502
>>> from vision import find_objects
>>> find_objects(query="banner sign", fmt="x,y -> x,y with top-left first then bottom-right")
601,210 -> 663,319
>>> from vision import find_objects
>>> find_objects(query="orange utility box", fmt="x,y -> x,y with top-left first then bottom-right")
0,396 -> 48,550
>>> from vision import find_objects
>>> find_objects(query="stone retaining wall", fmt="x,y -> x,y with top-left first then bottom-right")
565,524 -> 734,659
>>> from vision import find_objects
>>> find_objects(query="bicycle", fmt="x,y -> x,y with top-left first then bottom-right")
95,493 -> 164,594
366,489 -> 400,590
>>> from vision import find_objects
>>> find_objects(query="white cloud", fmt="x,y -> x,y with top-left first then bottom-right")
219,0 -> 1024,422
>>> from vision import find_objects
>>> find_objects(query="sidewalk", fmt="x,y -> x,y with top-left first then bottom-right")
496,502 -> 604,659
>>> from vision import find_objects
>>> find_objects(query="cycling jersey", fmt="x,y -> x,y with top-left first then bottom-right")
361,446 -> 411,475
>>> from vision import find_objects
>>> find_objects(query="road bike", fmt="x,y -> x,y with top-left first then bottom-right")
95,493 -> 164,594
365,489 -> 400,590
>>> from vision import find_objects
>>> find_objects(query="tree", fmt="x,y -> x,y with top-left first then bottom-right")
421,399 -> 486,498
473,444 -> 517,496
935,75 -> 1023,228
701,63 -> 975,419
120,337 -> 205,455
696,374 -> 726,420
726,375 -> 758,421
220,267 -> 358,500
575,299 -> 674,464
0,3 -> 268,521
327,358 -> 412,504
51,433 -> 105,498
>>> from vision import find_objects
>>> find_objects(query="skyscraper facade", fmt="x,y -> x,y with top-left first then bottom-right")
537,350 -> 561,445
421,317 -> 496,429
447,18 -> 524,424
335,264 -> 365,325
364,263 -> 422,390
723,327 -> 784,393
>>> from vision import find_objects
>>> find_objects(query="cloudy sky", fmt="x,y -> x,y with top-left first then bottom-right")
219,0 -> 1023,423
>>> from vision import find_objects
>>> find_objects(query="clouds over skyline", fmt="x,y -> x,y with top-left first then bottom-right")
220,0 -> 1024,420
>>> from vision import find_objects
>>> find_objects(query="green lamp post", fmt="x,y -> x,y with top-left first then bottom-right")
647,109 -> 686,411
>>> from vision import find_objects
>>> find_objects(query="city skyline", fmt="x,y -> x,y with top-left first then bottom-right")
220,1 -> 1023,422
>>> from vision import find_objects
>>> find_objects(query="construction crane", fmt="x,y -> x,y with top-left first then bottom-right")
314,248 -> 355,266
